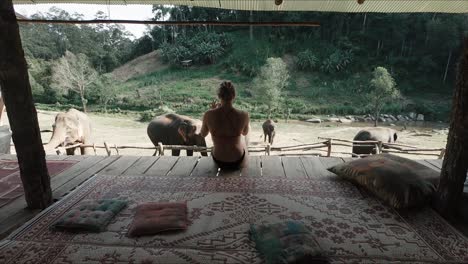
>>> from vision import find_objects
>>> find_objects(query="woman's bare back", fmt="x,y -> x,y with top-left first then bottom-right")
202,106 -> 249,162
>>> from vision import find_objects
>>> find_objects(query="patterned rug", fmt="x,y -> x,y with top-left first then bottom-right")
0,160 -> 77,208
0,173 -> 467,263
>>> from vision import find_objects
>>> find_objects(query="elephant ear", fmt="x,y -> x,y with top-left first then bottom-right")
178,121 -> 196,143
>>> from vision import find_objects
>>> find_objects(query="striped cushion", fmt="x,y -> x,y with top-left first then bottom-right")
328,154 -> 440,209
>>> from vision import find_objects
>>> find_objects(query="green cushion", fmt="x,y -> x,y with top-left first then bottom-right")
52,199 -> 127,232
327,154 -> 440,209
250,221 -> 328,264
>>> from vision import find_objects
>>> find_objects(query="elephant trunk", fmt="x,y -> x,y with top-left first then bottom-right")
43,127 -> 66,152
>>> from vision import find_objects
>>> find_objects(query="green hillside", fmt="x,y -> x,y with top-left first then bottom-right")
22,7 -> 466,122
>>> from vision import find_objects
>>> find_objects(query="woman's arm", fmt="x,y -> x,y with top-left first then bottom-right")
200,112 -> 209,138
242,112 -> 250,136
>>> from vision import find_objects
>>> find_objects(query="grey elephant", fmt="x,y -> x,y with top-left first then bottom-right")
147,113 -> 208,156
352,127 -> 398,156
43,108 -> 93,155
262,119 -> 276,145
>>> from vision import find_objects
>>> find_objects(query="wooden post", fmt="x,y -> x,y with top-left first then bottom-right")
438,149 -> 446,159
93,143 -> 97,155
158,142 -> 164,156
114,144 -> 119,155
0,1 -> 52,209
375,141 -> 382,154
103,141 -> 111,156
326,139 -> 332,157
434,37 -> 468,218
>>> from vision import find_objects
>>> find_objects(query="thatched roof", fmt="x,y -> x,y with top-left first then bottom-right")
13,0 -> 468,13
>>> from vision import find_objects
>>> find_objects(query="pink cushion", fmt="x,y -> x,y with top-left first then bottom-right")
127,202 -> 188,237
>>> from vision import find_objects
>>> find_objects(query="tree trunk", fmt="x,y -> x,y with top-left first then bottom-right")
434,37 -> 468,218
0,0 -> 52,209
443,50 -> 452,84
81,95 -> 87,113
361,13 -> 367,33
249,10 -> 253,41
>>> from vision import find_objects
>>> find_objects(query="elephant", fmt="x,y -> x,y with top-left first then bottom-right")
262,119 -> 276,145
147,113 -> 208,156
43,108 -> 93,155
352,127 -> 398,156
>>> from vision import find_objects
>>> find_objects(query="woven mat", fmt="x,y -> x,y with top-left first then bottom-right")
0,173 -> 467,263
0,160 -> 77,208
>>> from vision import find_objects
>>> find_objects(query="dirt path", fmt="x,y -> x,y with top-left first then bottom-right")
4,111 -> 448,158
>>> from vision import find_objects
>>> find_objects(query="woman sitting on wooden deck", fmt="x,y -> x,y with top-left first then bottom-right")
200,81 -> 250,170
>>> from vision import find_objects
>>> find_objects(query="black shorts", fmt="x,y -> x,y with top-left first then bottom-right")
212,150 -> 246,170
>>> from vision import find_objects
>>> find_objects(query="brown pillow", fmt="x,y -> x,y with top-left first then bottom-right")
127,202 -> 188,237
327,154 -> 440,209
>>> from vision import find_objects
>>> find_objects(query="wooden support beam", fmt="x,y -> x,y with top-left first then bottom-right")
16,19 -> 320,27
435,37 -> 468,218
0,0 -> 52,209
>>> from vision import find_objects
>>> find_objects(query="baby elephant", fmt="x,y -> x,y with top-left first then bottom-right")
262,119 -> 276,145
352,127 -> 398,156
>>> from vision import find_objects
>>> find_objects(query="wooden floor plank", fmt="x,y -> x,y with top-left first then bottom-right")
218,166 -> 242,177
301,156 -> 337,179
282,156 -> 308,179
144,156 -> 179,176
414,159 -> 441,172
45,155 -> 68,161
319,157 -> 344,170
341,157 -> 355,163
65,155 -> 89,161
50,156 -> 104,189
53,156 -> 119,199
122,156 -> 159,175
100,156 -> 139,176
241,156 -> 261,177
425,159 -> 443,170
261,156 -> 285,178
0,154 -> 16,161
191,157 -> 219,177
168,156 -> 199,177
0,209 -> 38,239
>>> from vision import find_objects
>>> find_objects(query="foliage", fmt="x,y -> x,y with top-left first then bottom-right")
51,51 -> 98,112
367,67 -> 400,126
296,50 -> 318,70
160,32 -> 230,65
252,58 -> 290,117
320,50 -> 353,73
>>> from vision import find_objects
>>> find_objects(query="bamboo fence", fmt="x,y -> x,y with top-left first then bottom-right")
47,137 -> 445,159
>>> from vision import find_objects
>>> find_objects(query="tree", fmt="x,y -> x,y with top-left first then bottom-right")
95,73 -> 118,113
51,51 -> 98,112
367,66 -> 400,126
434,37 -> 468,218
252,57 -> 290,118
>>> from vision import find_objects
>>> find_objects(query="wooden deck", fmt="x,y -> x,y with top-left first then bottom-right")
0,154 -> 445,239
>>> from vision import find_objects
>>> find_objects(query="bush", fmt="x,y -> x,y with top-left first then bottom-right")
139,105 -> 175,122
160,32 -> 230,65
296,50 -> 318,70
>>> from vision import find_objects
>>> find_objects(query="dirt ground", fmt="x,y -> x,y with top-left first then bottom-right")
4,111 -> 448,159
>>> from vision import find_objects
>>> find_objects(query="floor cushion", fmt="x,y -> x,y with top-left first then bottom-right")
51,199 -> 127,232
127,201 -> 188,237
327,153 -> 440,209
250,221 -> 329,264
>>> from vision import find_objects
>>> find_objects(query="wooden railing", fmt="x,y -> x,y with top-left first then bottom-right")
48,138 -> 445,159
